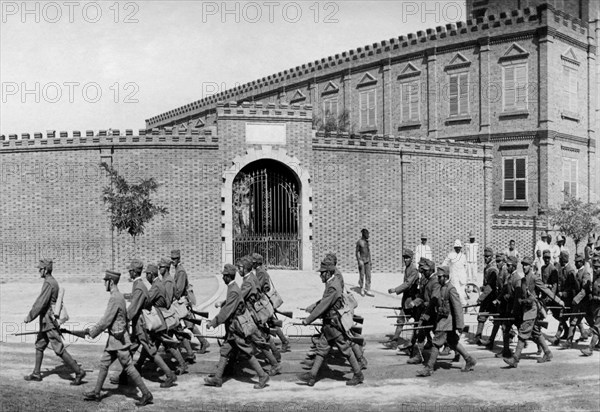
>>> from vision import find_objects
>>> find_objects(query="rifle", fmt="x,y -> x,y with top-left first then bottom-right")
190,309 -> 210,318
349,325 -> 362,334
11,331 -> 41,337
275,309 -> 293,318
491,318 -> 515,322
386,315 -> 413,318
184,317 -> 204,326
463,303 -> 480,309
466,312 -> 499,316
59,329 -> 88,339
353,315 -> 364,324
374,305 -> 403,310
559,312 -> 586,317
194,334 -> 226,340
398,325 -> 433,331
293,322 -> 322,327
546,306 -> 570,309
269,319 -> 283,328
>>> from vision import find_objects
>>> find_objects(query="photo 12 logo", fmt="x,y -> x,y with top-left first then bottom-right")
1,82 -> 139,104
201,1 -> 340,24
1,1 -> 140,24
400,1 -> 463,24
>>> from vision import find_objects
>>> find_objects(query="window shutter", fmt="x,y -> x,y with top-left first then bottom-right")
515,158 -> 526,179
504,180 -> 515,201
449,75 -> 458,116
401,84 -> 410,122
504,67 -> 515,110
569,68 -> 578,112
368,90 -> 376,125
515,65 -> 527,109
504,158 -> 514,179
360,92 -> 368,126
459,73 -> 469,115
515,180 -> 526,200
409,82 -> 419,120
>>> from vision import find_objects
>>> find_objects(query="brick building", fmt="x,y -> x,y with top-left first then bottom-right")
1,0 -> 598,280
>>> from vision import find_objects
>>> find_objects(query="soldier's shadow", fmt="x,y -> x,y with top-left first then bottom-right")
41,363 -> 80,384
296,364 -> 347,386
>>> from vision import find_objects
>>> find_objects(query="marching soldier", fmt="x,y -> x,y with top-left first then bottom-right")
386,248 -> 420,350
494,255 -> 521,358
503,257 -> 564,367
471,247 -> 498,345
406,258 -> 439,365
564,254 -> 590,347
146,263 -> 189,374
482,252 -> 508,351
549,251 -> 576,345
83,270 -> 153,406
252,253 -> 290,352
204,264 -> 270,389
417,266 -> 476,377
298,258 -> 364,386
237,256 -> 281,374
110,259 -> 176,388
23,259 -> 86,385
160,258 -> 210,354
580,256 -> 600,356
170,249 -> 198,359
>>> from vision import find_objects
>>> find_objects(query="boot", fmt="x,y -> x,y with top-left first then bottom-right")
565,325 -> 576,346
154,354 -> 176,388
503,340 -> 525,368
25,350 -> 44,381
470,322 -> 485,345
439,345 -> 451,356
275,328 -> 291,352
60,351 -> 85,386
83,391 -> 102,402
298,355 -> 323,386
581,335 -> 598,356
268,362 -> 282,376
169,348 -> 188,375
93,365 -> 109,395
484,323 -> 500,350
345,351 -> 364,385
351,344 -> 367,369
552,323 -> 564,345
160,372 -> 177,388
247,356 -> 269,389
198,337 -> 211,354
270,342 -> 282,363
496,328 -> 512,358
124,364 -> 152,406
417,346 -> 438,377
204,356 -> 228,387
536,336 -> 553,363
455,343 -> 476,372
577,324 -> 589,342
181,338 -> 195,362
406,343 -> 424,364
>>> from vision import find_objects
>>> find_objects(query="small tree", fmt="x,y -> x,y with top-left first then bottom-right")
101,162 -> 168,244
547,197 -> 600,253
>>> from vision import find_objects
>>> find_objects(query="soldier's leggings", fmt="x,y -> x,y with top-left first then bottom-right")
35,329 -> 65,356
96,349 -> 149,395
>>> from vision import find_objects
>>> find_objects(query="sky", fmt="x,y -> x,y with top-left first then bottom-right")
0,0 -> 467,135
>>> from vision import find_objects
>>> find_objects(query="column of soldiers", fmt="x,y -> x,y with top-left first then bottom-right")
384,245 -> 600,373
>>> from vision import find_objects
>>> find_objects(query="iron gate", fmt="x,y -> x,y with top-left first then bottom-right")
233,166 -> 300,269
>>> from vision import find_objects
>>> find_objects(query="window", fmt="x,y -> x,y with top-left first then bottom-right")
502,63 -> 528,111
563,66 -> 578,113
323,98 -> 338,119
359,89 -> 376,129
400,81 -> 420,122
449,73 -> 469,116
503,157 -> 527,202
562,158 -> 577,200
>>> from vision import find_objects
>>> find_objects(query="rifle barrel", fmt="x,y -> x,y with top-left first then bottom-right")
374,306 -> 403,310
194,335 -> 226,340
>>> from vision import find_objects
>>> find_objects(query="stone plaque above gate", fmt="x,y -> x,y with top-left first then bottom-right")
245,123 -> 286,145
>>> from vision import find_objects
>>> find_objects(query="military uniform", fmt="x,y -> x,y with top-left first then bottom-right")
504,257 -> 563,367
417,266 -> 476,376
549,251 -> 576,344
580,256 -> 600,356
205,264 -> 270,389
83,270 -> 152,406
23,259 -> 84,384
299,259 -> 363,386
170,250 -> 198,360
496,255 -> 521,358
387,249 -> 420,348
565,255 -> 590,345
472,247 -> 498,344
482,253 -> 508,350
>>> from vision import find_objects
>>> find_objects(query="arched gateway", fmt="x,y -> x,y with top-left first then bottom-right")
221,147 -> 313,271
232,159 -> 299,268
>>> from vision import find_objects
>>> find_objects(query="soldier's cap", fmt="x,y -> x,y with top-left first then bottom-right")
495,252 -> 505,259
319,256 -> 336,272
557,235 -> 565,242
484,247 -> 494,256
574,254 -> 584,263
127,259 -> 144,271
145,264 -> 158,275
37,258 -> 53,270
418,258 -> 435,271
521,256 -> 534,266
104,270 -> 121,282
402,248 -> 414,258
325,252 -> 338,265
171,249 -> 181,259
541,231 -> 548,238
560,250 -> 570,259
543,249 -> 551,257
454,239 -> 462,248
436,266 -> 450,277
158,258 -> 171,268
420,233 -> 427,239
469,231 -> 474,238
506,255 -> 519,266
222,264 -> 237,276
238,256 -> 253,272
251,253 -> 263,264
